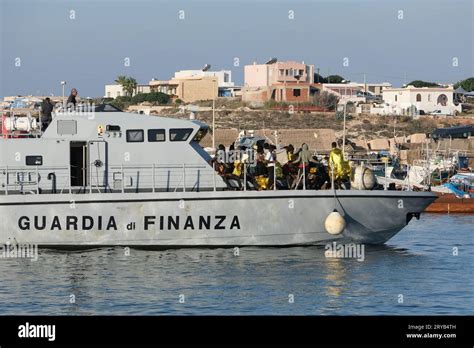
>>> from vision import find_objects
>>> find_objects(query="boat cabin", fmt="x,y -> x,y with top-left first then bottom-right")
0,108 -> 226,194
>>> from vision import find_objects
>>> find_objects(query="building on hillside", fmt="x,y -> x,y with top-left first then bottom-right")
322,82 -> 391,103
242,59 -> 319,104
173,69 -> 240,97
381,86 -> 462,116
149,76 -> 218,103
104,84 -> 150,98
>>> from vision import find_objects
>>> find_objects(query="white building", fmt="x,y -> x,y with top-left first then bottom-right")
322,82 -> 392,103
104,84 -> 151,98
381,86 -> 461,116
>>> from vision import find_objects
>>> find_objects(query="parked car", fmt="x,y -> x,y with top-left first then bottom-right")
430,109 -> 451,116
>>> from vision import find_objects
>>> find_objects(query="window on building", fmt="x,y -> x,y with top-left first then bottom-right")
148,129 -> 166,142
299,69 -> 304,76
117,91 -> 121,97
293,89 -> 301,97
395,95 -> 398,102
279,69 -> 284,76
170,128 -> 193,142
126,129 -> 144,143
437,94 -> 447,106
416,94 -> 422,102
285,69 -> 289,76
428,94 -> 431,102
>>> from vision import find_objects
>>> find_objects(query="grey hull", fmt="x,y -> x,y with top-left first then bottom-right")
0,190 -> 437,247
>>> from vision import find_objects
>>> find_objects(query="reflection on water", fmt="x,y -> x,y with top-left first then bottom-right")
0,214 -> 472,315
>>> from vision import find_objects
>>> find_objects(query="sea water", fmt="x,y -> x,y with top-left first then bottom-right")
0,214 -> 472,315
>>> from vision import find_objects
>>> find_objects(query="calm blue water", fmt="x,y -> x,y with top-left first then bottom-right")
0,214 -> 472,315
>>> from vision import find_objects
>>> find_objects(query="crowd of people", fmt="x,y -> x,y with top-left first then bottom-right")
212,141 -> 352,191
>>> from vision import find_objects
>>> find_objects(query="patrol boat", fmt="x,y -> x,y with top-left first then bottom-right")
0,105 -> 436,247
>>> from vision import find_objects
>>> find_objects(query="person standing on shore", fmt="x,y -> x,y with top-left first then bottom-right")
66,88 -> 78,111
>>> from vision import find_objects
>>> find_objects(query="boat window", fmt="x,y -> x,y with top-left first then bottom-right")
57,120 -> 77,135
26,155 -> 43,166
148,129 -> 166,142
106,125 -> 121,132
192,128 -> 208,142
126,129 -> 144,143
170,128 -> 193,142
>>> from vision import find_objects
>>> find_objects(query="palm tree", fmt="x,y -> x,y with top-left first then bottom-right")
124,77 -> 138,97
115,75 -> 137,97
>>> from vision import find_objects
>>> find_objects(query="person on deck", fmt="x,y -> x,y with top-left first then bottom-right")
40,98 -> 54,132
264,143 -> 276,189
66,88 -> 78,111
328,142 -> 352,189
290,143 -> 318,189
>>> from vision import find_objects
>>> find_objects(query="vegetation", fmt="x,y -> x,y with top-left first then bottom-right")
406,80 -> 440,88
312,91 -> 339,110
454,77 -> 474,92
313,74 -> 346,84
109,92 -> 170,110
114,75 -> 138,97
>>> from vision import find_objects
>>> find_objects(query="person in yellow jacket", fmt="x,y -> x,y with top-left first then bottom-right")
328,142 -> 352,186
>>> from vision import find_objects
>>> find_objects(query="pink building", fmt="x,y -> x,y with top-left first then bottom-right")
243,60 -> 317,103
244,60 -> 314,87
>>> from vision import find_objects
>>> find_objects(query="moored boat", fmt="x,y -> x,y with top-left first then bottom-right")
0,106 -> 437,247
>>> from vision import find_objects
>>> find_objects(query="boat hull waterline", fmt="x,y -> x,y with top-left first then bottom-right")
0,190 -> 437,247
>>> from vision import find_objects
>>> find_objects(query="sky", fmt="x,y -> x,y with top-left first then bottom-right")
1,0 -> 473,98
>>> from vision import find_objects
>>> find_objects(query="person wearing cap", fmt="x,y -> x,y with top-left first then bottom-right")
66,88 -> 78,110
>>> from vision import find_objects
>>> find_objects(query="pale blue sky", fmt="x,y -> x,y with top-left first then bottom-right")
1,0 -> 473,97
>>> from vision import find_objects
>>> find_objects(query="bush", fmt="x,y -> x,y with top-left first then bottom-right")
110,96 -> 132,110
131,93 -> 148,104
454,77 -> 474,92
144,92 -> 170,104
312,91 -> 338,110
175,99 -> 183,104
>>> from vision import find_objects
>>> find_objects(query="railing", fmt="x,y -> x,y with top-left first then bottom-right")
0,163 -> 220,195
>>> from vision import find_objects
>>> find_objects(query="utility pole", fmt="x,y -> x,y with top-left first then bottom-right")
363,72 -> 367,103
212,98 -> 216,150
61,81 -> 66,109
342,103 -> 347,159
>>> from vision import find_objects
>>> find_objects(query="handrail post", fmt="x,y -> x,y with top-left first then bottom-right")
121,164 -> 124,193
89,161 -> 92,194
5,166 -> 8,196
182,163 -> 186,192
273,163 -> 276,191
68,165 -> 72,194
152,164 -> 156,193
384,160 -> 388,190
243,162 -> 247,192
331,166 -> 335,190
36,166 -> 39,194
213,162 -> 216,192
303,164 -> 306,190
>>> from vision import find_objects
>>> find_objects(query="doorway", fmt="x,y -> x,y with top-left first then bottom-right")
70,142 -> 88,187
